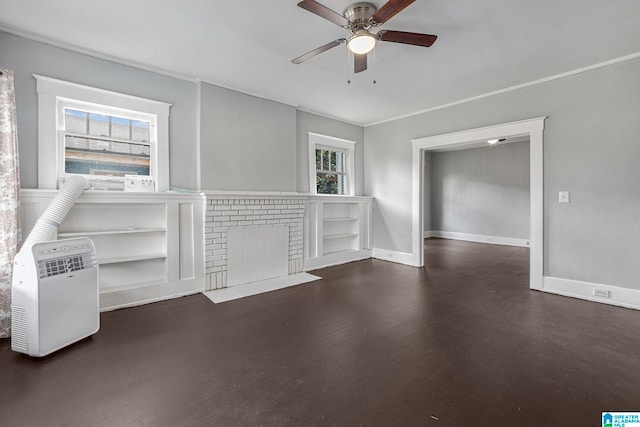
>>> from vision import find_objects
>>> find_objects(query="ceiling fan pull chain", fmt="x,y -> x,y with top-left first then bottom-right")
346,47 -> 352,84
373,46 -> 377,85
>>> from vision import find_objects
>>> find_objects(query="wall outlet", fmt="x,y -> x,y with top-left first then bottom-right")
559,191 -> 570,203
593,288 -> 611,298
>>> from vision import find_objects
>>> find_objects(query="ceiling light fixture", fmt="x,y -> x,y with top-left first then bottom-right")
347,30 -> 377,54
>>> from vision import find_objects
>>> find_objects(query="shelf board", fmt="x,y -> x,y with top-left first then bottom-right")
98,253 -> 167,265
323,233 -> 358,240
323,249 -> 358,257
323,217 -> 358,222
100,278 -> 167,295
58,228 -> 166,238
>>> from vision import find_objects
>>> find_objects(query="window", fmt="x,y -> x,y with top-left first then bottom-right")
315,147 -> 347,194
308,133 -> 356,195
35,75 -> 171,191
62,107 -> 152,178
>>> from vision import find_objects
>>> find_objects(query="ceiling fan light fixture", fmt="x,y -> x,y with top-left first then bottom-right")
347,30 -> 377,54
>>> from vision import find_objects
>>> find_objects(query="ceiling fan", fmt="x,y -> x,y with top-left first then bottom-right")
292,0 -> 438,73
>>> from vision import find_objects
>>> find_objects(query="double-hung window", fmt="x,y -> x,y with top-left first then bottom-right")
315,146 -> 348,195
62,105 -> 153,178
308,133 -> 356,195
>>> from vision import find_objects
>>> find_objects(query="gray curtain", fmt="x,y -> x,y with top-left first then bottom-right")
0,68 -> 21,338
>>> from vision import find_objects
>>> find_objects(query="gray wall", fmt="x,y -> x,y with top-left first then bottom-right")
296,110 -> 364,194
0,31 -> 199,190
1,30 -> 363,194
199,82 -> 297,192
365,57 -> 640,290
427,141 -> 530,239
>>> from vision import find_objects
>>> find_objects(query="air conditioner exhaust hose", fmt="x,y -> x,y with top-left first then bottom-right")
22,176 -> 87,250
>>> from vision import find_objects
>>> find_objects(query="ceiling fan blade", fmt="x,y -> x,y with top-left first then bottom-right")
291,39 -> 345,64
297,0 -> 350,28
377,30 -> 437,47
371,0 -> 415,25
354,53 -> 367,73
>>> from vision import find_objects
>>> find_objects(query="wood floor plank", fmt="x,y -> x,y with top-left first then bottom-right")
1,238 -> 639,426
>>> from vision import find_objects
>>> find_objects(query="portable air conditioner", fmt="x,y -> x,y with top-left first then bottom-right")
11,237 -> 99,357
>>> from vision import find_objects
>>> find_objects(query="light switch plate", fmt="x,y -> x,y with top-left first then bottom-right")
559,191 -> 570,203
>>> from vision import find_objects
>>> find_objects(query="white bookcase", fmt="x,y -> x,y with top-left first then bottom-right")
20,190 -> 205,311
305,196 -> 373,270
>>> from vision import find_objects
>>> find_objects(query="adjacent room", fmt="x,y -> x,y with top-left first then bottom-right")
1,1 -> 640,425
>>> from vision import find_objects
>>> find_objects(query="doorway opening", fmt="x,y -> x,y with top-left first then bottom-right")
411,117 -> 546,290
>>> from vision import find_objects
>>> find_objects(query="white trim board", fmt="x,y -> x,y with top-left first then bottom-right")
372,248 -> 416,267
425,231 -> 530,248
305,249 -> 371,271
411,117 -> 546,290
100,278 -> 204,312
543,276 -> 640,311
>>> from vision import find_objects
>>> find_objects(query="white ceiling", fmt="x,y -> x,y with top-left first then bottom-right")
2,0 -> 640,125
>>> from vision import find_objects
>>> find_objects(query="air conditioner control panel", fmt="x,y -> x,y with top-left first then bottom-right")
32,238 -> 95,261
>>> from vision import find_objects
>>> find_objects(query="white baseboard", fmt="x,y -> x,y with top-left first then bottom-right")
543,276 -> 640,311
425,230 -> 530,248
372,248 -> 418,267
100,277 -> 205,312
304,249 -> 372,271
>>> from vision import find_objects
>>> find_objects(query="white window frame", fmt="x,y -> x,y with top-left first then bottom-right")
35,74 -> 171,191
308,132 -> 356,196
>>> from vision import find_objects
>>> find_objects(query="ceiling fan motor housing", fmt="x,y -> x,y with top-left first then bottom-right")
344,2 -> 378,31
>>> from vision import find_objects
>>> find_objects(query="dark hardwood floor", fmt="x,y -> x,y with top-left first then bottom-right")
1,238 -> 639,426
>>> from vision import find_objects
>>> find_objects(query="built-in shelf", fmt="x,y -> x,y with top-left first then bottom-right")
323,249 -> 357,257
58,228 -> 166,238
323,217 -> 358,222
98,253 -> 167,265
20,190 -> 205,312
99,278 -> 167,295
305,196 -> 373,270
324,233 -> 358,240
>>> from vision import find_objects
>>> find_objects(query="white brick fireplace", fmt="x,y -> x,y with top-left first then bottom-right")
204,194 -> 305,290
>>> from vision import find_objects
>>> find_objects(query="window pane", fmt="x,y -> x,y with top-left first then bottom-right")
89,113 -> 110,137
330,151 -> 337,172
315,149 -> 321,171
111,142 -> 130,154
111,116 -> 130,140
130,144 -> 150,156
338,174 -> 347,195
316,172 -> 338,195
88,139 -> 110,151
131,120 -> 150,142
65,136 -> 88,150
65,109 -> 88,134
65,135 -> 150,177
322,150 -> 330,171
336,152 -> 345,173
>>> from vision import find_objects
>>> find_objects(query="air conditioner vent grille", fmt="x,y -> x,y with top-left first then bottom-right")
11,305 -> 27,352
37,252 -> 97,279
